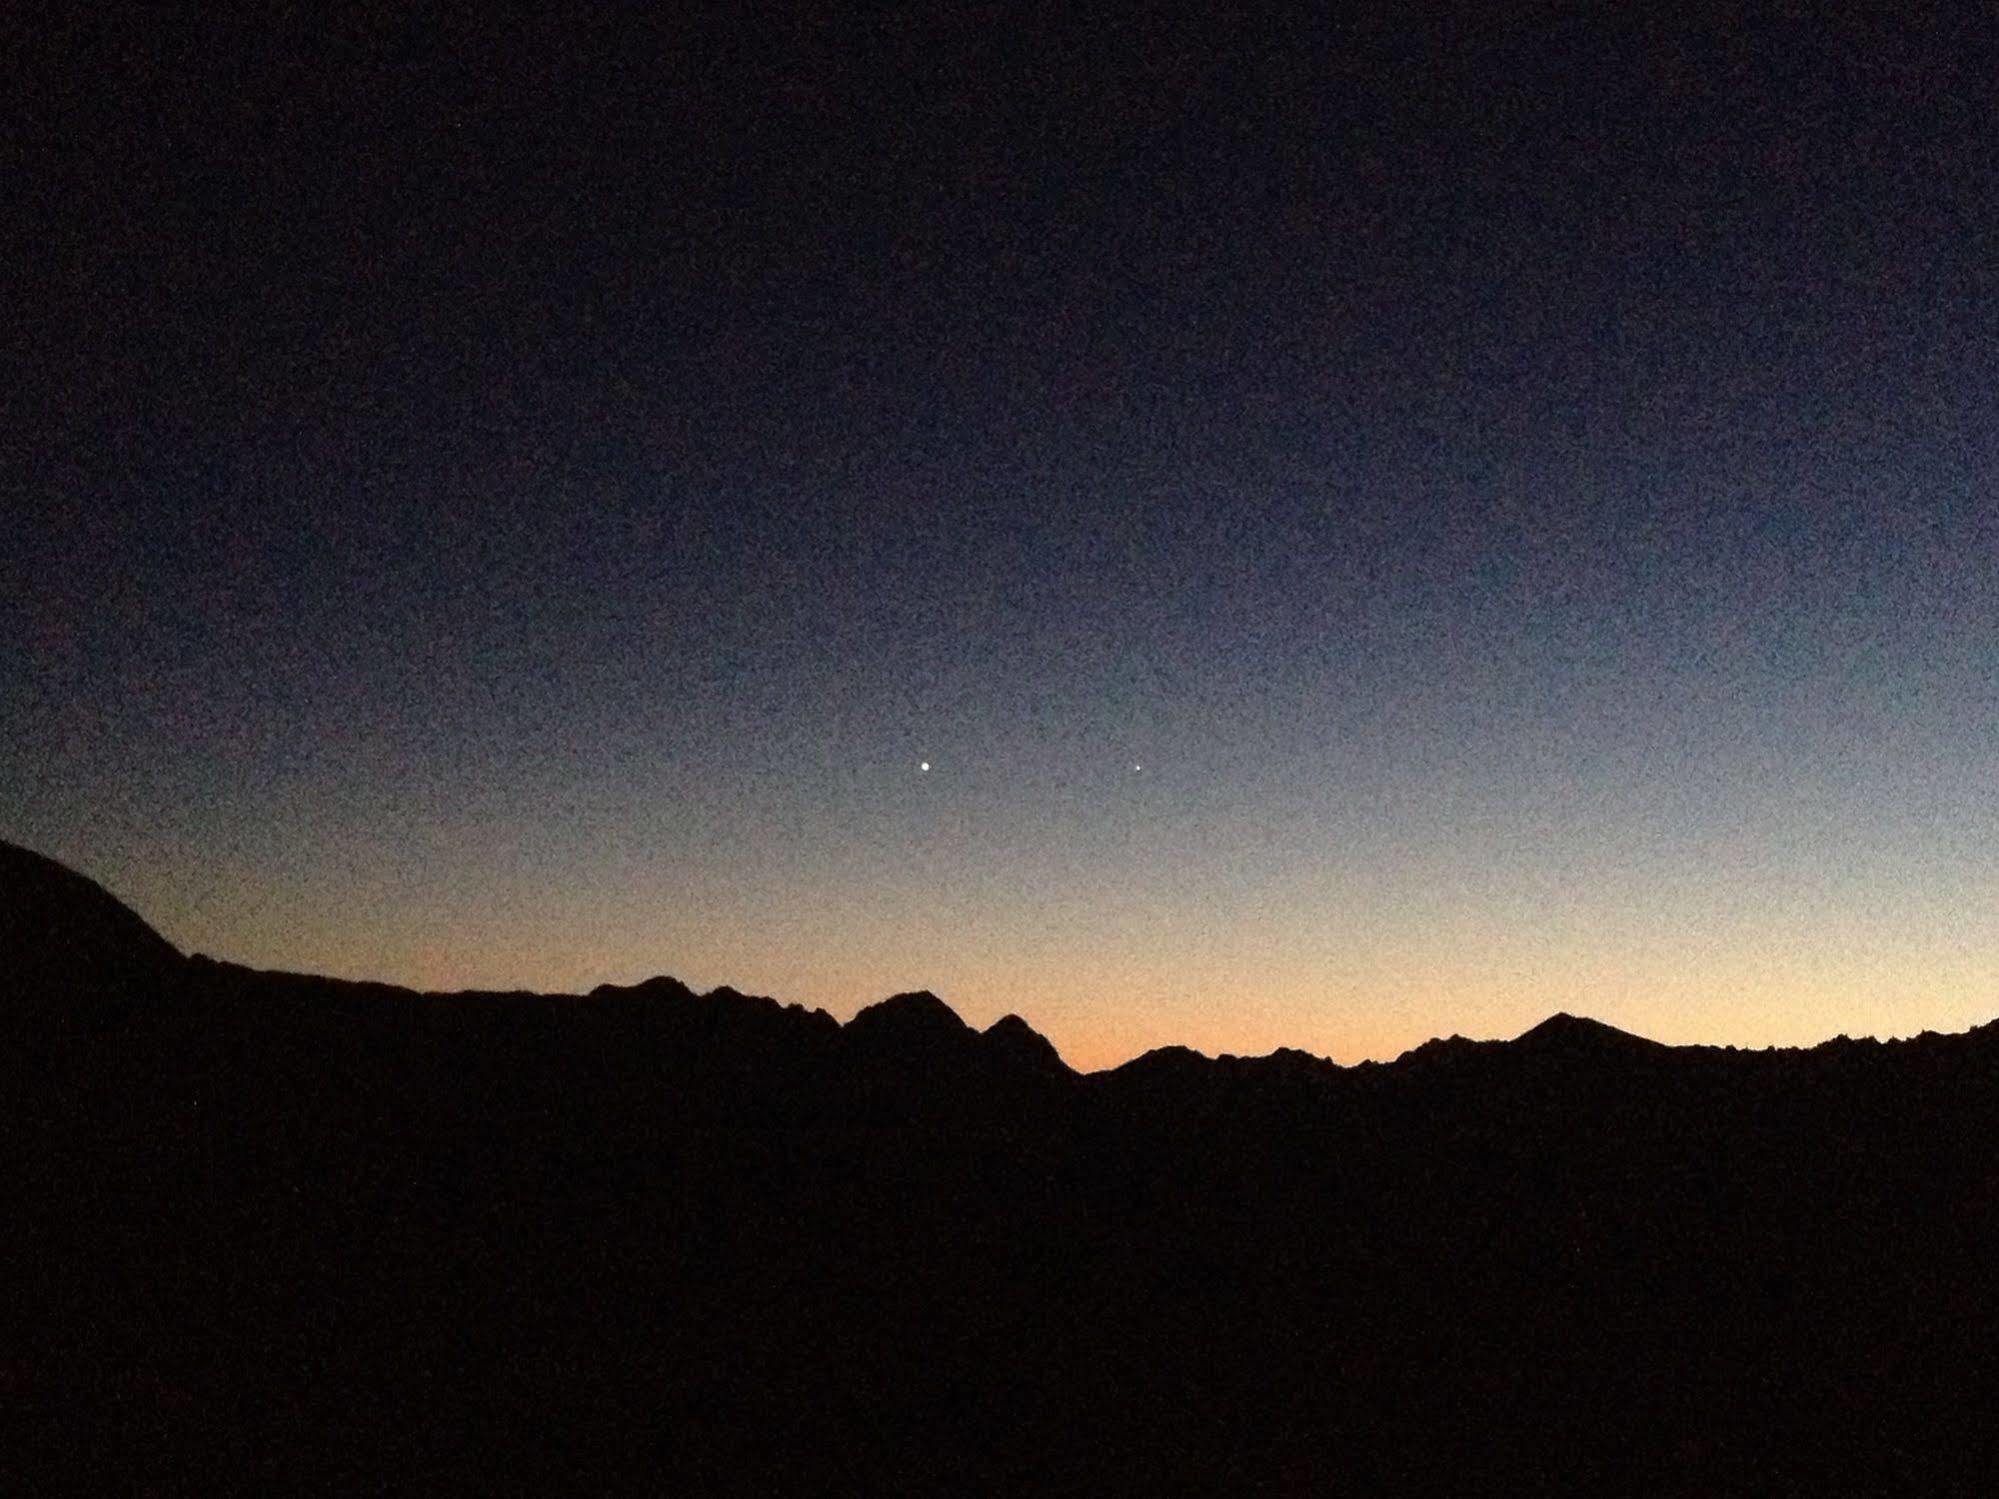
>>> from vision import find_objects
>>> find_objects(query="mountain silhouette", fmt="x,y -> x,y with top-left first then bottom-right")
845,987 -> 971,1046
7,837 -> 1999,1493
1513,1010 -> 1668,1055
0,840 -> 181,1040
981,1012 -> 1072,1076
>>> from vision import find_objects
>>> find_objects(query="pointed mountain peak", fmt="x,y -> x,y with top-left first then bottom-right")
982,1013 -> 1071,1074
847,990 -> 971,1040
1513,1012 -> 1663,1053
1394,1033 -> 1491,1066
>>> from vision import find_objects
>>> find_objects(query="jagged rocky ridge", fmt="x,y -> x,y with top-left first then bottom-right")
6,838 -> 1999,1492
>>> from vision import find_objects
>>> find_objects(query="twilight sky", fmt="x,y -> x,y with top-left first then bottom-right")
6,7 -> 1995,1069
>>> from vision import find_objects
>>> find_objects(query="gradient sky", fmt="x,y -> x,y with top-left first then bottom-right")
7,7 -> 1995,1070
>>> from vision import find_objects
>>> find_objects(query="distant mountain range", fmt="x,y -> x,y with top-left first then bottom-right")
6,837 -> 1999,1492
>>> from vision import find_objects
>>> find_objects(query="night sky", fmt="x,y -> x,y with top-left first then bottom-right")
7,7 -> 1994,1068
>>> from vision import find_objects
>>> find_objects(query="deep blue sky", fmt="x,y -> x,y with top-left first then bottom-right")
6,6 -> 1994,1065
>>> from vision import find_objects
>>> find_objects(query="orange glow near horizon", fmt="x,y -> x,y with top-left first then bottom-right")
102,833 -> 1999,1072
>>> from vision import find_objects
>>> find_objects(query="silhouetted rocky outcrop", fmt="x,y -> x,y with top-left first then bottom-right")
1513,1009 -> 1669,1056
845,987 -> 971,1050
0,841 -> 181,1043
981,1013 -> 1071,1076
6,837 -> 1999,1493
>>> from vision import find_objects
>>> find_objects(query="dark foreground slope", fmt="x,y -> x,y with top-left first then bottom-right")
5,840 -> 1999,1493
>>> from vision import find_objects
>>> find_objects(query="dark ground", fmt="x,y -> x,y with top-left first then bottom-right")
5,838 -> 1997,1493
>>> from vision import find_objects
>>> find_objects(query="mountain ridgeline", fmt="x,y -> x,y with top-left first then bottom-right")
5,839 -> 1999,1492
